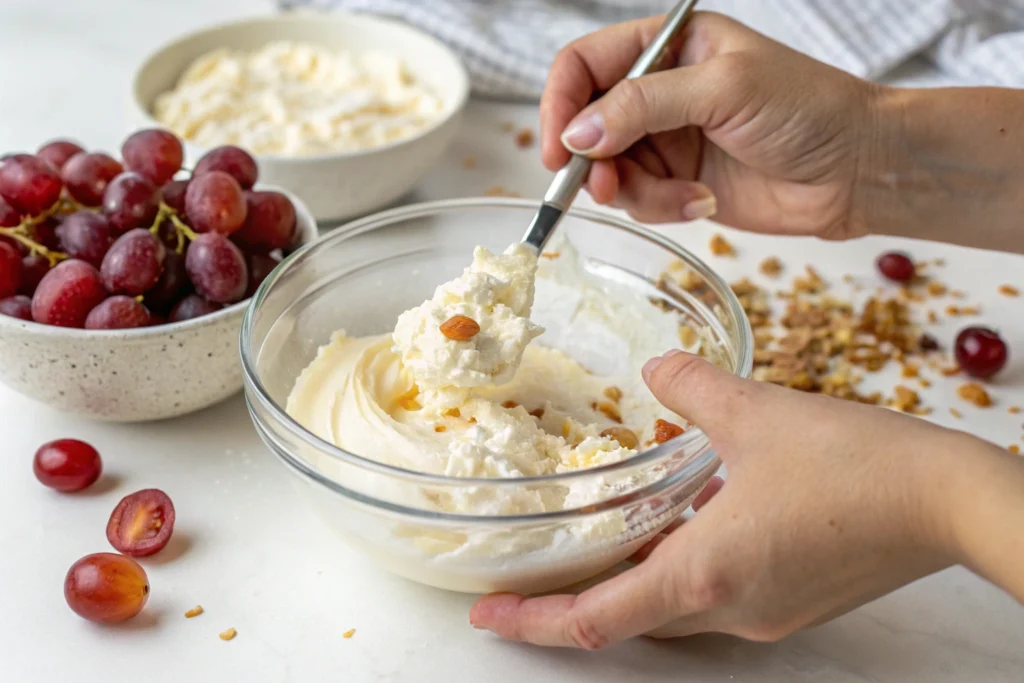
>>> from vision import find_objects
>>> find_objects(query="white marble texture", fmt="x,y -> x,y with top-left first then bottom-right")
0,1 -> 1022,682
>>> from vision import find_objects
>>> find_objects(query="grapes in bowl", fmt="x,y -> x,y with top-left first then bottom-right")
0,130 -> 318,422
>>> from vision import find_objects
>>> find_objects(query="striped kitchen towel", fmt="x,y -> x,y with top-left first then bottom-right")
279,0 -> 1024,98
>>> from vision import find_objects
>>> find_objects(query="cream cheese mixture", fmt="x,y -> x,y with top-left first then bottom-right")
153,41 -> 444,155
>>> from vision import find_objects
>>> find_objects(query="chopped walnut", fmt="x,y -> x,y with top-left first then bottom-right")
444,407 -> 461,418
901,364 -> 919,378
759,256 -> 783,277
501,400 -> 519,409
434,425 -> 446,433
343,629 -> 356,639
927,310 -> 939,324
709,234 -> 735,257
184,605 -> 204,618
603,386 -> 623,402
653,419 -> 685,443
926,281 -> 947,297
514,128 -> 535,148
889,386 -> 921,412
540,251 -> 561,259
1009,406 -> 1022,415
999,284 -> 1020,297
528,408 -> 544,419
219,628 -> 237,641
597,402 -> 622,423
679,325 -> 699,347
958,382 -> 992,407
1010,445 -> 1021,454
949,408 -> 962,419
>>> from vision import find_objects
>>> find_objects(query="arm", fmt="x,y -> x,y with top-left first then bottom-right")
865,87 -> 1024,253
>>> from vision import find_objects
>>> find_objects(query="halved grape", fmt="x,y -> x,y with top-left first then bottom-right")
0,294 -> 32,321
143,250 -> 188,313
37,140 -> 84,172
185,171 -> 246,235
31,259 -> 108,327
161,179 -> 189,213
85,295 -> 150,329
100,228 -> 166,295
234,191 -> 296,253
122,129 -> 183,186
0,154 -> 63,216
64,553 -> 149,623
62,152 -> 124,207
56,211 -> 115,267
193,145 -> 258,189
0,240 -> 22,298
168,293 -> 222,322
102,172 -> 159,233
185,232 -> 248,303
19,254 -> 50,296
245,251 -> 281,297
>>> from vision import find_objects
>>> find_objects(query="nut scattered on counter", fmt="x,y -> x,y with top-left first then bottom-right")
958,382 -> 993,407
461,156 -> 477,169
514,128 -> 535,148
184,605 -> 204,618
759,256 -> 783,277
483,185 -> 521,197
998,284 -> 1019,297
343,628 -> 356,639
1009,406 -> 1022,414
949,408 -> 962,419
219,627 -> 237,641
709,233 -> 735,257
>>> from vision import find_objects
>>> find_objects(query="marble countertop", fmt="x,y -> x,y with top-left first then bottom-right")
0,1 -> 1021,681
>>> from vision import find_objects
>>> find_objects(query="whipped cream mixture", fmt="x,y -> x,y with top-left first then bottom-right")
153,41 -> 445,155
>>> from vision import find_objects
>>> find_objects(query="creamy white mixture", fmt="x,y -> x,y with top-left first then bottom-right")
286,237 -> 712,590
153,41 -> 445,155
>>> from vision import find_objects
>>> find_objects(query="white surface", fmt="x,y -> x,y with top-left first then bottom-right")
0,1 -> 1022,682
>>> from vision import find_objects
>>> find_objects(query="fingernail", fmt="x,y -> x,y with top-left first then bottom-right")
561,112 -> 604,154
642,350 -> 682,383
682,195 -> 717,221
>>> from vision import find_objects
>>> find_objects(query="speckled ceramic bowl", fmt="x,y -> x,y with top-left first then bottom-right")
0,187 -> 318,422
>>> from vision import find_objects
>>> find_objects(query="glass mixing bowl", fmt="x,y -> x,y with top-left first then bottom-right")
241,198 -> 752,594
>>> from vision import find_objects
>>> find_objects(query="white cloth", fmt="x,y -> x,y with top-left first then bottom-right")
279,0 -> 1024,97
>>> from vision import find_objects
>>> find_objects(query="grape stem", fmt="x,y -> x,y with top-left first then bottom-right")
150,202 -> 198,254
0,224 -> 67,267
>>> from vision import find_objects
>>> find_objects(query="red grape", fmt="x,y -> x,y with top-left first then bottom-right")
148,313 -> 167,326
0,294 -> 32,320
876,251 -> 915,283
37,139 -> 84,171
33,438 -> 102,491
106,489 -> 176,557
185,171 -> 246,235
0,196 -> 20,226
245,251 -> 280,297
62,152 -> 124,207
234,191 -> 296,253
954,326 -> 1008,379
31,217 -> 61,251
169,293 -> 222,322
102,172 -> 159,233
143,250 -> 188,313
122,129 -> 183,186
64,553 -> 149,624
0,154 -> 63,216
193,145 -> 258,189
161,179 -> 189,213
19,254 -> 50,296
0,240 -> 22,298
56,211 -> 115,267
31,259 -> 108,328
185,232 -> 248,303
85,295 -> 150,330
100,228 -> 165,296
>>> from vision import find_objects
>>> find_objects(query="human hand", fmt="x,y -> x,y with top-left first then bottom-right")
540,12 -> 883,239
469,351 -> 982,648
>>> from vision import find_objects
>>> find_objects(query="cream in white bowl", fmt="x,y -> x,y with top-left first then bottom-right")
0,187 -> 318,423
130,14 -> 470,222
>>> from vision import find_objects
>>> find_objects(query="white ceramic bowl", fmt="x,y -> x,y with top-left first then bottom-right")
0,187 -> 318,422
129,13 -> 470,223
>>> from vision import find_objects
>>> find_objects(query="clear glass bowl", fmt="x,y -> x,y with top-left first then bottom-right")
241,198 -> 752,594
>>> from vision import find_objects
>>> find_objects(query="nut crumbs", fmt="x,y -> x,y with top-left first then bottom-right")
219,628 -> 237,641
709,234 -> 735,257
958,382 -> 993,407
759,256 -> 783,277
998,284 -> 1019,297
184,605 -> 203,618
343,629 -> 356,639
514,128 -> 535,148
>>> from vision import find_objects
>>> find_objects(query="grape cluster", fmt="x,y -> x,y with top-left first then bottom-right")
0,130 -> 296,329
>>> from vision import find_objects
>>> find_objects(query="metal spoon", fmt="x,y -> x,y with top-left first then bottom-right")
522,0 -> 699,251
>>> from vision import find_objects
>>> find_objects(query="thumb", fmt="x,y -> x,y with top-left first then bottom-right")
469,550 -> 686,649
559,60 -> 736,158
641,350 -> 755,432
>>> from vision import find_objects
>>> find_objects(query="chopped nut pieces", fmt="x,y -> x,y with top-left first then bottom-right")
596,402 -> 622,423
528,408 -> 545,419
540,251 -> 561,259
184,605 -> 203,618
949,408 -> 962,419
600,427 -> 640,450
502,400 -> 518,409
679,325 -> 699,347
889,386 -> 921,413
1010,445 -> 1021,454
603,386 -> 623,402
927,281 -> 947,297
434,425 -> 446,433
653,419 -> 685,443
709,234 -> 735,257
483,185 -> 521,198
759,256 -> 783,277
219,628 -> 237,641
461,156 -> 477,169
514,128 -> 535,148
999,284 -> 1019,297
1010,406 -> 1022,415
958,382 -> 993,407
439,315 -> 481,341
343,629 -> 356,639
